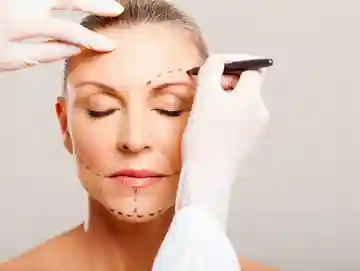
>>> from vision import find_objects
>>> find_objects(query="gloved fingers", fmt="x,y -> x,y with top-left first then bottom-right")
10,18 -> 116,51
0,42 -> 81,71
196,55 -> 225,96
232,69 -> 270,127
215,53 -> 266,97
232,65 -> 269,104
54,0 -> 124,16
196,54 -> 264,94
219,54 -> 270,122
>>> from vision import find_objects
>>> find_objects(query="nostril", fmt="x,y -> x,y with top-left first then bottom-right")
122,144 -> 130,150
120,143 -> 150,152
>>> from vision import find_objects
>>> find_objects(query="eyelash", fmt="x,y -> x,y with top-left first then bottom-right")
155,109 -> 184,117
87,109 -> 118,118
87,108 -> 185,119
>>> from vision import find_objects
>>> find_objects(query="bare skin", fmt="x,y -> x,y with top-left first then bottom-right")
0,205 -> 277,271
1,24 -> 278,271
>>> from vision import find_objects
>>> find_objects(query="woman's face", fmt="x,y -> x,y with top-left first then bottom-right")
58,23 -> 204,223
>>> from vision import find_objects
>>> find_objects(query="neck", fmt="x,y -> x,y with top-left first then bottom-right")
82,198 -> 174,270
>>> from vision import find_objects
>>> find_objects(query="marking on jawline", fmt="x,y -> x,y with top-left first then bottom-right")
77,156 -> 164,218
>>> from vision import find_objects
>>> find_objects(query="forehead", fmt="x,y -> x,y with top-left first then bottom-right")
67,23 -> 204,88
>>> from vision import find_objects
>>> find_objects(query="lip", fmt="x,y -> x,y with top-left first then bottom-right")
107,169 -> 166,188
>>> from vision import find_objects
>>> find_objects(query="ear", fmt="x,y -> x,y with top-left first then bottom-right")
56,97 -> 73,154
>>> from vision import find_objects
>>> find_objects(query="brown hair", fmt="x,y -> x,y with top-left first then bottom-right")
62,0 -> 208,93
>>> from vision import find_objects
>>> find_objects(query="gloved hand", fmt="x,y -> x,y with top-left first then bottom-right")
177,54 -> 270,228
0,0 -> 124,72
152,54 -> 270,271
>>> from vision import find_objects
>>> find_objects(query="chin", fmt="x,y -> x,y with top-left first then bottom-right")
104,198 -> 175,224
111,211 -> 166,223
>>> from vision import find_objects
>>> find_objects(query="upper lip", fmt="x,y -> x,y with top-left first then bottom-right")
107,169 -> 166,178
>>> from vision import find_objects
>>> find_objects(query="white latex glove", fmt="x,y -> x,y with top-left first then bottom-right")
0,0 -> 124,72
176,54 -> 270,228
152,54 -> 270,271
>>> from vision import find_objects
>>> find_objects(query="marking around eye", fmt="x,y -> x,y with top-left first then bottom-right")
144,68 -> 187,86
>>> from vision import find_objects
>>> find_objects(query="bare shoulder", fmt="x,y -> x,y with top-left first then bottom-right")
239,257 -> 279,271
0,226 -> 83,271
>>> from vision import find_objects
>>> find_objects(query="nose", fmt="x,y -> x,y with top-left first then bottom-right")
117,111 -> 151,154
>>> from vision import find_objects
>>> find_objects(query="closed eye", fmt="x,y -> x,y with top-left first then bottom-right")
155,109 -> 184,117
87,109 -> 118,118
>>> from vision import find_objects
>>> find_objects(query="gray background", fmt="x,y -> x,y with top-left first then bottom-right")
0,0 -> 359,270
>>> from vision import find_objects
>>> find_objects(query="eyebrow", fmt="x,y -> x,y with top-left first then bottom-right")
73,79 -> 196,95
74,81 -> 117,95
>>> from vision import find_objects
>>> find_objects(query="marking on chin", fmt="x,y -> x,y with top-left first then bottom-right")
108,208 -> 163,218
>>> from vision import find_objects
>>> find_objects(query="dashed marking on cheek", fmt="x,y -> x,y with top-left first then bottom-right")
77,155 -> 105,177
77,155 -> 167,219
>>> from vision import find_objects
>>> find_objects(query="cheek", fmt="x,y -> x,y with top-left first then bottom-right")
153,115 -> 189,167
68,112 -> 118,167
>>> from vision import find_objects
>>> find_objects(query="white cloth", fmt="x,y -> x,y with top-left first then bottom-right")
152,206 -> 241,271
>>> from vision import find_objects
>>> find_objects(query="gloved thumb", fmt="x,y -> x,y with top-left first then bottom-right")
196,55 -> 225,97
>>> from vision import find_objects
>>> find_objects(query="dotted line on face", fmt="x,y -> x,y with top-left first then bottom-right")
145,68 -> 185,86
108,207 -> 164,218
78,156 -> 104,177
76,155 -> 164,218
133,188 -> 138,213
